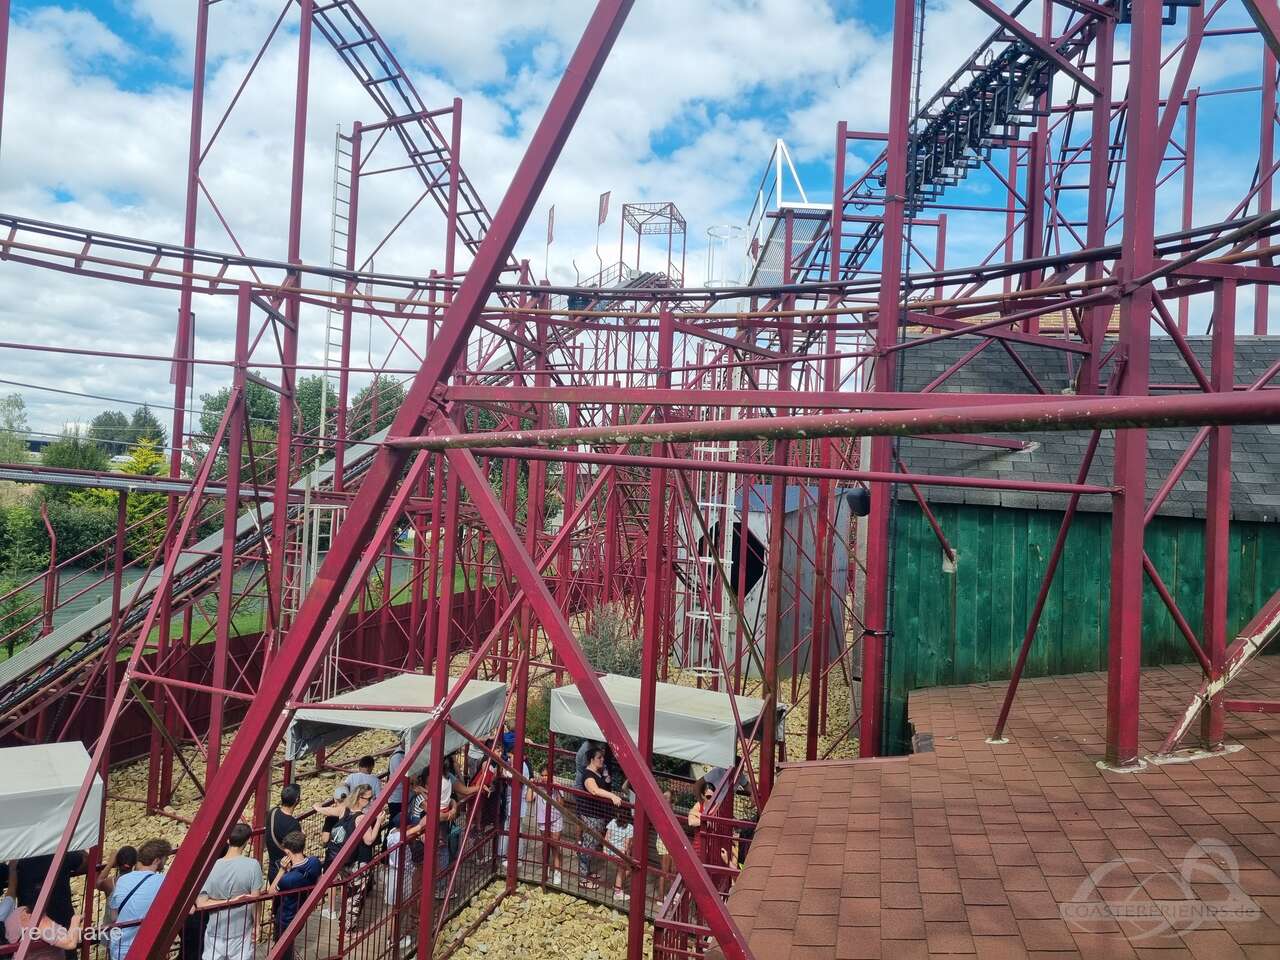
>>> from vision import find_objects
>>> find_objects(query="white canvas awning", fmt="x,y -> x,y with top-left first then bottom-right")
285,674 -> 507,775
0,742 -> 103,860
549,674 -> 783,768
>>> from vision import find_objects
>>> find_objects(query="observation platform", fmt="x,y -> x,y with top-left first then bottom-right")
712,659 -> 1280,959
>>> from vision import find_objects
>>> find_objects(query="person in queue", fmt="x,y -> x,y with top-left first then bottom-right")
106,838 -> 172,960
269,831 -> 321,960
95,847 -> 138,900
575,747 -> 622,890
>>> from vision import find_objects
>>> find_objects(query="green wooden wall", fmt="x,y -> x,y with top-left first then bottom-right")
885,501 -> 1280,752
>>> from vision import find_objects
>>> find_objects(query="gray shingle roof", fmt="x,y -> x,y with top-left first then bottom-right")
892,335 -> 1280,522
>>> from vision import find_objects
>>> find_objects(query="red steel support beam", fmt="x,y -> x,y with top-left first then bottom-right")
1257,44 -> 1276,335
171,0 -> 209,478
1179,90 -> 1198,334
207,285 -> 251,780
968,0 -> 1100,95
1244,0 -> 1280,60
628,309 -> 673,960
389,390 -> 1280,452
0,0 -> 9,160
1081,14 -> 1114,395
860,0 -> 916,757
1104,1 -> 1161,770
418,460 -> 459,959
1201,279 -> 1236,749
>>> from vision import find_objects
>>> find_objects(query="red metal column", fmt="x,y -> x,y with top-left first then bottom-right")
207,285 -> 250,780
1018,0 -> 1051,325
418,463 -> 460,960
1105,1 -> 1161,770
445,98 -> 462,281
860,0 -> 916,758
1178,89 -> 1198,335
1257,49 -> 1276,335
1081,15 -> 1114,395
266,0 -> 313,636
0,0 -> 9,158
145,0 -> 213,813
759,213 -> 794,799
171,0 -> 209,474
628,309 -> 673,960
1201,279 -> 1236,749
122,6 -> 642,955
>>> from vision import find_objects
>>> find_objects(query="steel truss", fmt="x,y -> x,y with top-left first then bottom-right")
3,2 -> 1280,960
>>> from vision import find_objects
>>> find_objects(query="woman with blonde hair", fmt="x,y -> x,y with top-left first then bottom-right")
319,785 -> 386,934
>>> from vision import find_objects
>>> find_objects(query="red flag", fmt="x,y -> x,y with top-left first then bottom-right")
598,191 -> 611,226
546,205 -> 555,245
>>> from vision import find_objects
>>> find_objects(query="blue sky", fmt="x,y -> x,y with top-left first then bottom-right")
0,1 -> 1272,435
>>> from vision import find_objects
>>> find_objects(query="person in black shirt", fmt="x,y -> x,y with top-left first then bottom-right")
311,784 -> 350,919
574,747 -> 621,888
265,784 -> 303,882
323,785 -> 385,934
15,852 -> 85,929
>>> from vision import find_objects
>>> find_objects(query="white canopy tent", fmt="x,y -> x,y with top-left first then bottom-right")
285,673 -> 507,775
549,674 -> 783,768
0,742 -> 103,860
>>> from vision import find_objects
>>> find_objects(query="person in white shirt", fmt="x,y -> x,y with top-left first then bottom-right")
533,767 -> 564,885
605,809 -> 635,902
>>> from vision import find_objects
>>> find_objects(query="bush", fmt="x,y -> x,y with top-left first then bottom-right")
576,603 -> 643,677
0,574 -> 38,654
0,502 -> 43,572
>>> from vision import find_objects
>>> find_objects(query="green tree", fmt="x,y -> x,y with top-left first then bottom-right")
0,393 -> 29,464
197,377 -> 280,482
0,502 -> 43,572
40,499 -> 115,565
0,574 -> 39,655
349,375 -> 406,441
129,405 -> 167,448
88,410 -> 132,454
295,374 -> 338,440
199,378 -> 280,443
72,438 -> 168,561
42,430 -> 110,474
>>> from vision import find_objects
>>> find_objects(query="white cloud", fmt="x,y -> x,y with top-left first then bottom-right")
0,0 -> 894,433
3,1 -> 1270,436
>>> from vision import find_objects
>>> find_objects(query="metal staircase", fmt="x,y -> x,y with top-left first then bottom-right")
790,3 -> 1129,283
311,0 -> 506,265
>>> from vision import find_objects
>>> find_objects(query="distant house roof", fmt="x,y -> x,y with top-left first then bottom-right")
893,335 -> 1280,522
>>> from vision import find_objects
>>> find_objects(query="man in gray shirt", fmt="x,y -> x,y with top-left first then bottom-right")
386,741 -> 408,824
343,755 -> 383,798
197,822 -> 264,960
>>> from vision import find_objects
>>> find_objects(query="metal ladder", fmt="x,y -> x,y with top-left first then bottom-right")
318,125 -> 353,445
674,332 -> 742,676
295,127 -> 355,700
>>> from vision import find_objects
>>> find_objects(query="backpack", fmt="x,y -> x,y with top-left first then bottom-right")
325,812 -> 354,864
